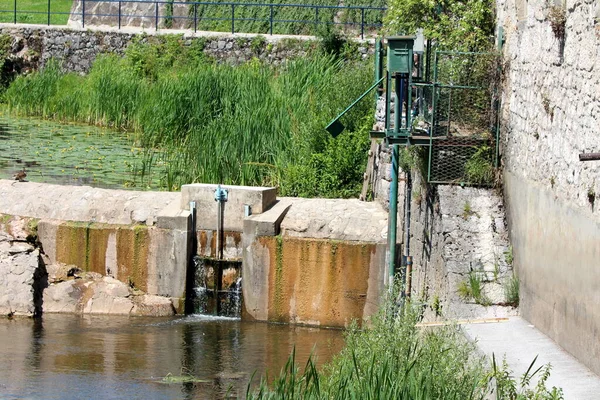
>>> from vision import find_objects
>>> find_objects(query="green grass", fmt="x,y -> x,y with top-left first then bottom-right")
247,288 -> 564,399
0,0 -> 72,25
3,36 -> 373,195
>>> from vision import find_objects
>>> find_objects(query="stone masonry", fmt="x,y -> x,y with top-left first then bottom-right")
0,24 -> 373,75
496,0 -> 600,375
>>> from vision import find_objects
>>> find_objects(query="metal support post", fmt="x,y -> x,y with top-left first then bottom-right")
231,4 -> 235,34
82,0 -> 85,28
118,0 -> 122,29
47,0 -> 50,25
13,0 -> 17,24
388,144 -> 400,288
155,1 -> 158,30
360,8 -> 365,39
269,5 -> 273,35
194,4 -> 197,32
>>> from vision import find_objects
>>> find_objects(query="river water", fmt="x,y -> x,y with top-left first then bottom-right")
0,314 -> 344,399
0,110 -> 164,189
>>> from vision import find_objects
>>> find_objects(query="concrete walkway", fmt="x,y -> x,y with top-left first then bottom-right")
463,317 -> 600,399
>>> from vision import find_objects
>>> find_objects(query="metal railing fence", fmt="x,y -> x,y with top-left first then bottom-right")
0,0 -> 386,39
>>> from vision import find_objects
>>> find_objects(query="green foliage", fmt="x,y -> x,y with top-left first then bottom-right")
458,271 -> 491,306
384,0 -> 496,51
248,288 -> 563,399
0,0 -> 72,25
490,355 -> 564,400
465,145 -> 495,185
4,41 -> 373,196
504,246 -> 514,265
250,35 -> 267,54
249,295 -> 489,399
504,274 -> 520,307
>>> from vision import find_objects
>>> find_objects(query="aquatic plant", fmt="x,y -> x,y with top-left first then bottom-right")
3,40 -> 373,196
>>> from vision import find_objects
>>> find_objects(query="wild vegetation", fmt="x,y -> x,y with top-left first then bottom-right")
0,0 -> 72,25
3,35 -> 372,196
247,288 -> 563,399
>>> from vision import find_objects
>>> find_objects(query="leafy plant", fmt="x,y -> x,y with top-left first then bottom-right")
247,286 -> 562,398
504,274 -> 519,307
489,354 -> 564,400
465,145 -> 495,185
4,43 -> 374,197
459,271 -> 491,306
384,0 -> 496,51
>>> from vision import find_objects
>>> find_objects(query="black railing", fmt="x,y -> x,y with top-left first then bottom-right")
0,0 -> 386,39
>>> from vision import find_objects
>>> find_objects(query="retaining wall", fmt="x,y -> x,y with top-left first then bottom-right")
0,23 -> 372,75
497,0 -> 600,374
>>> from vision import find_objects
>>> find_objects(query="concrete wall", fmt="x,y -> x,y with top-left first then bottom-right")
497,0 -> 600,373
242,198 -> 388,327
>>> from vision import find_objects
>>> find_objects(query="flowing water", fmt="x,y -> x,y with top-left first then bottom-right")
0,109 -> 165,189
0,314 -> 344,399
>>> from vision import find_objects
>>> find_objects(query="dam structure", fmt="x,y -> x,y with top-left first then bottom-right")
0,180 -> 387,327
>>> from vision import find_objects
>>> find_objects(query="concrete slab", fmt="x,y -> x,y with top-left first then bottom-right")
0,180 -> 178,225
181,183 -> 277,232
463,316 -> 600,399
244,198 -> 293,237
280,198 -> 388,242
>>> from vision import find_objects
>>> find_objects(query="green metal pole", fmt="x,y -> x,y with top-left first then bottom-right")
388,144 -> 399,287
374,38 -> 381,105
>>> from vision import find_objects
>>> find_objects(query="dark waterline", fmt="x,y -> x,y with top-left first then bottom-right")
0,314 -> 344,399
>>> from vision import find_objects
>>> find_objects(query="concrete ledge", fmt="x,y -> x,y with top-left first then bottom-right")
181,183 -> 277,232
157,198 -> 191,231
0,180 -> 178,226
243,198 -> 292,237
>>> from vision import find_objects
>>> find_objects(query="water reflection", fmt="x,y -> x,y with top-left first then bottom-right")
0,314 -> 344,399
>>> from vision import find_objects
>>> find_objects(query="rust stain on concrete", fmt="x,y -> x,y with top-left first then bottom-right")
264,236 -> 375,327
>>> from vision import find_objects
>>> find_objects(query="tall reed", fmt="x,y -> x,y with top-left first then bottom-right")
4,40 -> 373,195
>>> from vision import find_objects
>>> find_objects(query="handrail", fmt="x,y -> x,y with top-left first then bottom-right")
1,0 -> 386,39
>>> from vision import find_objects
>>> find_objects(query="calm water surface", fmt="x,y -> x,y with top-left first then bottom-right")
0,110 -> 165,189
0,314 -> 344,399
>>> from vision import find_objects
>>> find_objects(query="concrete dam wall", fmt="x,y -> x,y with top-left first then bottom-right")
0,180 -> 387,327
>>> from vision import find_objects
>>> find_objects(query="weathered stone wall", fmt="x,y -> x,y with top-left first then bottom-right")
408,179 -> 516,321
496,0 -> 600,374
0,216 -> 46,317
0,24 -> 372,75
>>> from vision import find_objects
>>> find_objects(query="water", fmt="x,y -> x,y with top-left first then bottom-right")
191,256 -> 243,317
0,314 -> 344,399
0,109 -> 165,189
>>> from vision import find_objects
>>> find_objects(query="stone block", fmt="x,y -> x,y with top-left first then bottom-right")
181,183 -> 277,232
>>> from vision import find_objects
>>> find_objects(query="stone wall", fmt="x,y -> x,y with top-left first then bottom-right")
496,0 -> 600,374
0,24 -> 372,75
0,216 -> 46,317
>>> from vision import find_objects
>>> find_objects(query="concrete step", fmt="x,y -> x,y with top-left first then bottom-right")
464,316 -> 600,400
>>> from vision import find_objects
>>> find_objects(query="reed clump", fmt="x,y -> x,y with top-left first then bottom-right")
3,36 -> 372,195
247,288 -> 564,399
